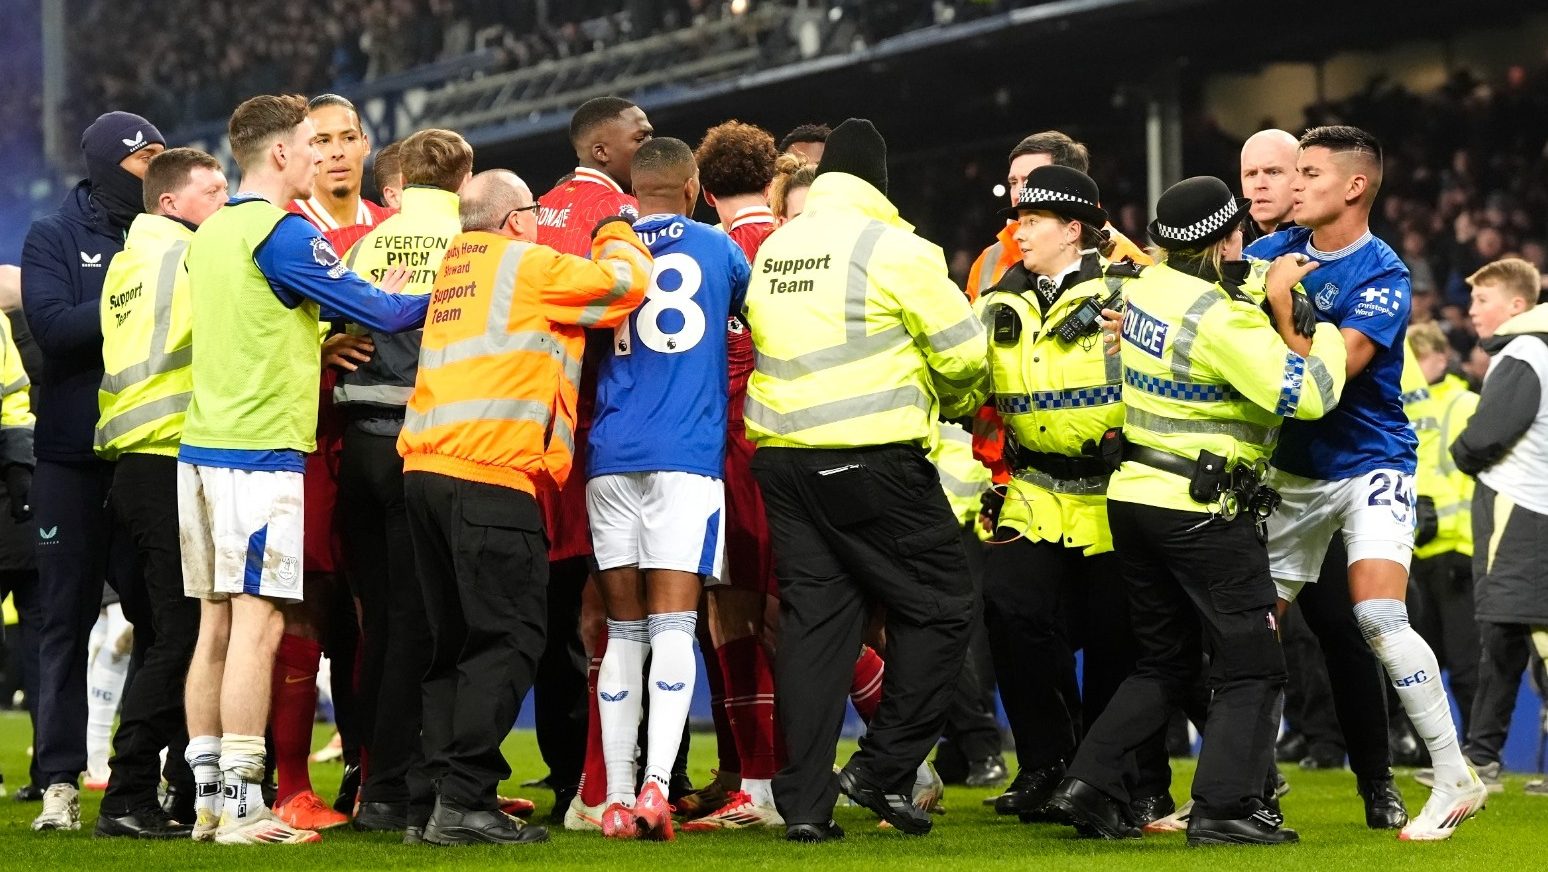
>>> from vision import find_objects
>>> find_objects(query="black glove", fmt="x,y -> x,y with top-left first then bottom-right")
1413,495 -> 1439,547
979,487 -> 1004,532
1261,291 -> 1318,339
1291,290 -> 1317,338
3,464 -> 31,523
591,215 -> 634,238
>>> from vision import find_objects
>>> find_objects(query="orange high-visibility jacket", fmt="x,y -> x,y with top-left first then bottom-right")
398,221 -> 651,495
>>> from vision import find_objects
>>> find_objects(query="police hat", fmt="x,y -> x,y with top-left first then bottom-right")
1148,176 -> 1251,251
1001,165 -> 1108,228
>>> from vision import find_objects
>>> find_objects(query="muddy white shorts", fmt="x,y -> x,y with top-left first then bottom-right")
178,463 -> 306,602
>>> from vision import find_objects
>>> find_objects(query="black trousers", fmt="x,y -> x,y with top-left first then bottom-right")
1070,501 -> 1284,820
31,459 -> 137,787
338,424 -> 427,804
532,555 -> 589,791
982,530 -> 1168,790
1464,621 -> 1538,766
100,454 -> 198,814
1409,550 -> 1480,737
405,471 -> 548,813
1281,538 -> 1392,779
751,445 -> 975,826
938,527 -> 1001,765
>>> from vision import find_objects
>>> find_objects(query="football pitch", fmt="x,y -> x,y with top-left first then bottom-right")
1,711 -> 1545,871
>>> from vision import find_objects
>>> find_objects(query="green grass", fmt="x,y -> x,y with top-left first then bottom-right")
0,710 -> 1544,870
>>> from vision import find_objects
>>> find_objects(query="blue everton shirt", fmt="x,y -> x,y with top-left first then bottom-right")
1246,227 -> 1417,479
588,214 -> 751,479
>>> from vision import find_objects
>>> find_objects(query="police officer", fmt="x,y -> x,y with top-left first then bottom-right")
1048,176 -> 1346,846
741,118 -> 988,841
976,165 -> 1170,823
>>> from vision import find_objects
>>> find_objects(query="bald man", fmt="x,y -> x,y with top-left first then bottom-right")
1240,128 -> 1300,244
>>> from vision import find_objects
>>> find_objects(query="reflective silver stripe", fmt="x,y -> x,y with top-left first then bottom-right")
402,397 -> 550,434
940,424 -> 974,446
333,383 -> 413,405
743,385 -> 930,436
1436,391 -> 1468,477
926,313 -> 983,353
551,416 -> 575,455
1437,502 -> 1465,519
1103,275 -> 1125,385
345,237 -> 366,269
1012,466 -> 1109,496
577,252 -> 639,327
1306,356 -> 1337,413
753,222 -> 903,380
939,468 -> 985,498
93,390 -> 191,449
976,241 -> 1004,296
1125,405 -> 1279,447
844,222 -> 889,339
756,324 -> 909,380
101,241 -> 190,395
1169,287 -> 1225,380
421,328 -> 578,377
3,375 -> 30,395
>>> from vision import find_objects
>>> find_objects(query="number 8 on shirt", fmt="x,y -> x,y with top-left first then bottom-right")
588,213 -> 752,577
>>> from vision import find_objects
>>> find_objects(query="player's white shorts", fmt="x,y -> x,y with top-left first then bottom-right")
178,463 -> 306,602
587,471 -> 725,580
1266,467 -> 1415,602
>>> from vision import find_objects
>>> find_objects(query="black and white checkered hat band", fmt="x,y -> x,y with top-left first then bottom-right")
1155,200 -> 1237,242
1018,187 -> 1097,209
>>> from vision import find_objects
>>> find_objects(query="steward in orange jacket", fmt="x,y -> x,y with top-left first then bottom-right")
397,169 -> 650,840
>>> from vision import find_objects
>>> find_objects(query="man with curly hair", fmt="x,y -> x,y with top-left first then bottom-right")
677,120 -> 785,830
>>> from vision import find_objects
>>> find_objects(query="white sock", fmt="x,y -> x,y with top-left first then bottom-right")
85,604 -> 131,777
743,777 -> 775,808
185,735 -> 223,821
219,734 -> 267,821
1354,598 -> 1468,783
644,611 -> 697,790
599,619 -> 648,807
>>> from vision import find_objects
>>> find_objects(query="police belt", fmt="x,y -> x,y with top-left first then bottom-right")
1008,444 -> 1109,481
1123,442 -> 1279,522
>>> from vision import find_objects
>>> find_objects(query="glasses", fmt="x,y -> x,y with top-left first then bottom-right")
504,204 -> 540,225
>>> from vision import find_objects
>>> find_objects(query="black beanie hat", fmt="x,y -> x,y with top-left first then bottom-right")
815,118 -> 887,196
80,112 -> 166,229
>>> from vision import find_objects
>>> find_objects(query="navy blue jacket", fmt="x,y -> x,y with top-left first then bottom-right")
21,181 -> 127,463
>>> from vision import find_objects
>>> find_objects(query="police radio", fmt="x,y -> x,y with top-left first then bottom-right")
1052,283 -> 1124,343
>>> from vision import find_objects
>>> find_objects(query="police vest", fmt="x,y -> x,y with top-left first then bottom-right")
744,172 -> 987,452
1108,261 -> 1348,513
977,257 -> 1131,553
398,224 -> 650,494
1408,373 -> 1478,558
182,199 -> 323,454
931,420 -> 991,527
95,213 -> 194,459
335,186 -> 462,415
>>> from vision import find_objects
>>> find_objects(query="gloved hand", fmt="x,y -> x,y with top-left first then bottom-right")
1290,289 -> 1318,338
591,215 -> 635,238
1413,495 -> 1439,547
1261,290 -> 1318,339
3,464 -> 31,523
978,487 -> 1004,534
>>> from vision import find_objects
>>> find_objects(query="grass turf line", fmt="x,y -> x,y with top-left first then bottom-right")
0,711 -> 1544,870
